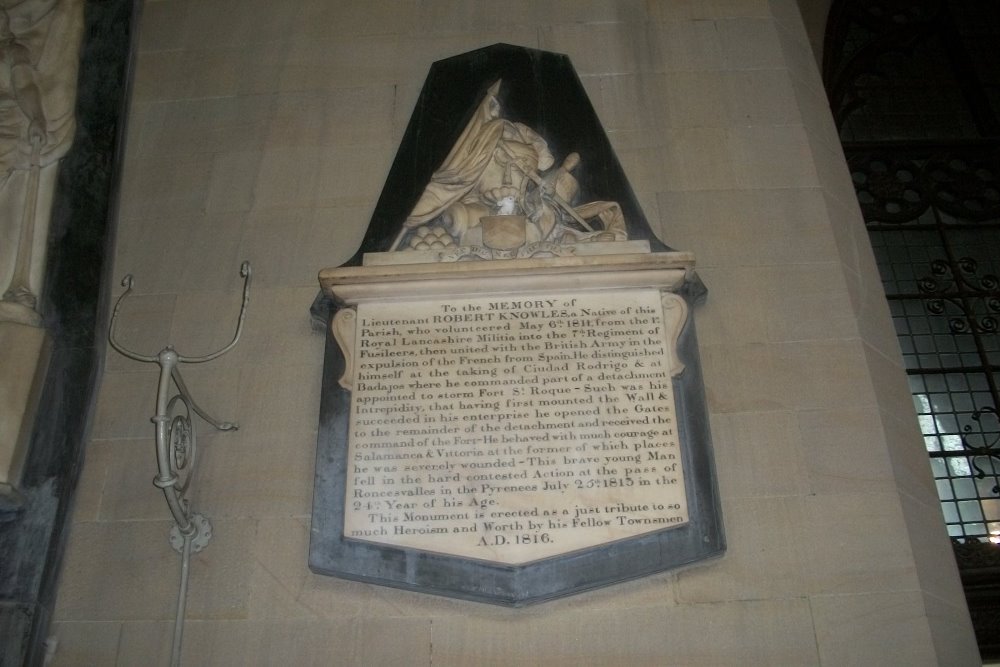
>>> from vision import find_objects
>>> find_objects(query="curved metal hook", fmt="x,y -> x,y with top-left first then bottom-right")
108,273 -> 158,363
107,262 -> 253,364
179,261 -> 252,363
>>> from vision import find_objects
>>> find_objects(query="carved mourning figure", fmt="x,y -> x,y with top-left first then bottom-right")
390,81 -> 627,258
0,0 -> 82,325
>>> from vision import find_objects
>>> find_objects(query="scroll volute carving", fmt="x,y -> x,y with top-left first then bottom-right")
331,308 -> 357,390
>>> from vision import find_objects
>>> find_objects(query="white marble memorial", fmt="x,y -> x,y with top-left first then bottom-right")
326,259 -> 693,563
312,65 -> 722,602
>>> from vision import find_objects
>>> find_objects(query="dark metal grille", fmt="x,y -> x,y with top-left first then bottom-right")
827,0 -> 1000,653
854,148 -> 1000,542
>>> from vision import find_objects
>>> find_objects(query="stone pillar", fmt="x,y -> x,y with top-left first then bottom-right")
0,0 -> 83,509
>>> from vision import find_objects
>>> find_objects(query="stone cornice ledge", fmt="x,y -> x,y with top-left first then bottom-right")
319,251 -> 698,304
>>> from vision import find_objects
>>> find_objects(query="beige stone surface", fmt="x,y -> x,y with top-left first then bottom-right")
723,69 -> 800,125
807,131 -> 864,211
923,590 -> 985,666
657,187 -> 840,269
239,206 -> 368,287
697,260 -> 862,347
811,591 -> 938,667
56,518 -> 255,622
118,154 -> 214,221
789,71 -> 844,154
48,621 -> 121,667
720,17 -> 787,68
67,439 -> 110,523
205,150 -> 262,214
91,437 -> 178,522
774,11 -> 827,93
0,321 -> 49,489
114,617 -> 431,667
50,0 -> 980,664
664,127 -> 738,191
644,19 -> 725,72
148,284 -> 324,373
539,22 -> 654,76
762,262 -> 858,342
710,410 -> 808,499
101,292 -> 177,372
246,516 -> 369,621
235,363 -> 322,435
701,339 -> 876,414
693,266 -> 769,345
191,429 -> 316,519
144,96 -> 271,158
898,490 -> 972,609
114,621 -> 176,667
801,492 -> 922,595
881,409 -> 940,503
316,142 -> 399,205
664,70 -> 730,128
648,0 -> 771,21
431,599 -> 818,666
676,495 -> 811,602
732,124 -> 820,189
796,406 -> 896,495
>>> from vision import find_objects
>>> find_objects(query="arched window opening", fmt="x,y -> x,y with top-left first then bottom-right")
824,0 -> 1000,656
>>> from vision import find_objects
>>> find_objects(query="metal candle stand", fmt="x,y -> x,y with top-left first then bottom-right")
107,261 -> 251,666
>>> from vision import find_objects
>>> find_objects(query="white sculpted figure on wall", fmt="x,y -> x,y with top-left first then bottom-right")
390,80 -> 627,258
0,0 -> 83,325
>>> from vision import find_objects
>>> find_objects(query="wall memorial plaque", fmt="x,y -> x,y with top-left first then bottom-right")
311,44 -> 724,605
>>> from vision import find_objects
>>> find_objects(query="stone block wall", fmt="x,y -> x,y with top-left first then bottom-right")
49,1 -> 980,664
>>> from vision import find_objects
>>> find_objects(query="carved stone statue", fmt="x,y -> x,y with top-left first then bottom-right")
0,0 -> 83,325
391,80 -> 628,257
0,0 -> 82,508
